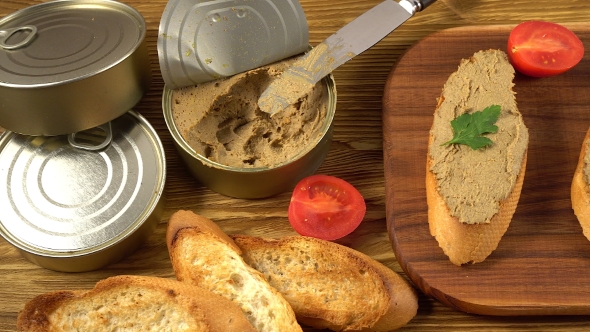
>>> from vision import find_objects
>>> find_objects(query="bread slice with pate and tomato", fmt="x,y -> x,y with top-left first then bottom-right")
426,49 -> 529,265
166,210 -> 303,332
571,127 -> 590,241
16,275 -> 257,332
230,234 -> 418,332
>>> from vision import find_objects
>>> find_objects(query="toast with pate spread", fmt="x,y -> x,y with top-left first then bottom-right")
571,127 -> 590,241
166,210 -> 302,332
427,49 -> 529,265
16,275 -> 256,332
230,234 -> 418,332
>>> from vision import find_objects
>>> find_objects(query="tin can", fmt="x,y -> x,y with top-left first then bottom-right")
0,111 -> 166,272
162,73 -> 336,199
0,0 -> 151,136
158,0 -> 309,89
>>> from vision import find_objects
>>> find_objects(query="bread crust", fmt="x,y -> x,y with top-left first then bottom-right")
166,210 -> 302,332
571,127 -> 590,241
426,131 -> 527,265
426,50 -> 528,265
17,275 -> 256,332
231,235 -> 417,331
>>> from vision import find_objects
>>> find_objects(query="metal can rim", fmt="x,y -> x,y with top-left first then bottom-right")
162,73 -> 337,173
0,0 -> 147,89
0,110 -> 166,259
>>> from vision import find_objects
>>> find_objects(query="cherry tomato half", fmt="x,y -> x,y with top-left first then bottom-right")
507,21 -> 584,78
288,175 -> 366,241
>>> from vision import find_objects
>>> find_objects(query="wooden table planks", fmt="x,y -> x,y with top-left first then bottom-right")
2,0 -> 590,331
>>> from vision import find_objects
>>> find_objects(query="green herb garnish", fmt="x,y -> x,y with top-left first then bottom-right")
442,105 -> 501,150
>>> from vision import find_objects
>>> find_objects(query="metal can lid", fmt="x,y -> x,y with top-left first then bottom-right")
0,0 -> 146,87
0,111 -> 166,256
157,0 -> 309,89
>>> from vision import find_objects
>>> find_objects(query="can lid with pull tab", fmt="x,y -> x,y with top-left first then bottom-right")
0,0 -> 152,136
0,25 -> 36,50
0,111 -> 166,272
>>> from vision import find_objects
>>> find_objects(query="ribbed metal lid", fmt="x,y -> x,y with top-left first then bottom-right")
0,0 -> 145,87
0,111 -> 165,256
158,0 -> 309,89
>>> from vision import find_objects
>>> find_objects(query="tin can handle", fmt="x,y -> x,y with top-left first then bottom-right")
68,122 -> 113,151
0,25 -> 37,50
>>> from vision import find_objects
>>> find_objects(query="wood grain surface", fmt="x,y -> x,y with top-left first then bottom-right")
383,23 -> 590,316
2,0 -> 590,331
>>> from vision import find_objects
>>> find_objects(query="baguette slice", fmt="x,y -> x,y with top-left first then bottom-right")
231,235 -> 418,332
572,127 -> 590,240
166,210 -> 302,332
17,275 -> 256,332
427,49 -> 528,265
427,147 -> 527,265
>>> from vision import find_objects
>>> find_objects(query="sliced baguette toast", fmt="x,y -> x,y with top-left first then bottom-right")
426,49 -> 529,265
231,235 -> 418,332
572,127 -> 590,241
17,275 -> 256,332
166,210 -> 302,332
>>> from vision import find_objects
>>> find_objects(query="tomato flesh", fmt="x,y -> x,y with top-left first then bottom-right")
507,21 -> 584,77
288,175 -> 366,241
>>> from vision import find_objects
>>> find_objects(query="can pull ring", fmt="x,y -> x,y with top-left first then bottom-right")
68,122 -> 113,151
0,25 -> 37,50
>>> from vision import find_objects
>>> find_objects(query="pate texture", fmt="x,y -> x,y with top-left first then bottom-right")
428,49 -> 529,224
172,57 -> 328,168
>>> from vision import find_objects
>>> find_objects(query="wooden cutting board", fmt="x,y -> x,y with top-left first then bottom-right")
383,23 -> 590,316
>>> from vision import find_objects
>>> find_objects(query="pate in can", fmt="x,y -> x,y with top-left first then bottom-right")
0,111 -> 166,272
162,67 -> 336,199
0,0 -> 151,136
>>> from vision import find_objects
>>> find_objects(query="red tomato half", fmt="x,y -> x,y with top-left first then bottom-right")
288,175 -> 366,241
507,21 -> 584,77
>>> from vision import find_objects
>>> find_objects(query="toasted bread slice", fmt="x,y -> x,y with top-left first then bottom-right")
426,49 -> 529,265
427,146 -> 527,265
231,235 -> 418,331
166,210 -> 302,332
572,127 -> 590,240
17,275 -> 256,332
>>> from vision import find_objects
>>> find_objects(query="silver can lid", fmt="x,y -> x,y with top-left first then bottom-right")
0,0 -> 146,87
158,0 -> 309,89
0,111 -> 166,257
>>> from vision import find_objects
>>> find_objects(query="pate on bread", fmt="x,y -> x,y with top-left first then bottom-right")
427,49 -> 529,265
571,127 -> 590,241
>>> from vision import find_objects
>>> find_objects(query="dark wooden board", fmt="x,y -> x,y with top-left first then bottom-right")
383,23 -> 590,316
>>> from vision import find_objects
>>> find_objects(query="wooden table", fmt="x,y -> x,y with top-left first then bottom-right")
1,0 -> 590,331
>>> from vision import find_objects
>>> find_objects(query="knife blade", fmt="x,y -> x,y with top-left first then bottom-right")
258,0 -> 436,115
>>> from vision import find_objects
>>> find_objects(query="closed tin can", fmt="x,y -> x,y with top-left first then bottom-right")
0,0 -> 151,136
162,72 -> 336,199
158,0 -> 309,89
0,111 -> 166,272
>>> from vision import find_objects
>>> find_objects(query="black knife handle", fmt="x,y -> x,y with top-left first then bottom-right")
418,0 -> 437,11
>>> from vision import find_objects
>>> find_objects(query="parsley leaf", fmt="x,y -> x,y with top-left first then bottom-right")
442,105 -> 501,150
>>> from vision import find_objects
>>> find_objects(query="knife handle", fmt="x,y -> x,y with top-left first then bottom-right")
417,0 -> 437,11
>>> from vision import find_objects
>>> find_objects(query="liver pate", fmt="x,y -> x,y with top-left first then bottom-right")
171,57 -> 328,169
428,49 -> 529,224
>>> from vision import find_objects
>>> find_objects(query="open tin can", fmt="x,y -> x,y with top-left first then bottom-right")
0,0 -> 164,272
159,0 -> 337,199
162,72 -> 336,199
